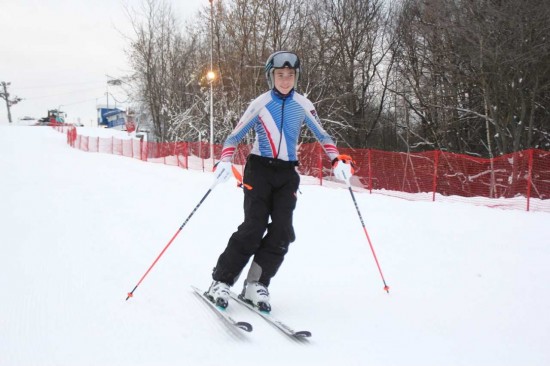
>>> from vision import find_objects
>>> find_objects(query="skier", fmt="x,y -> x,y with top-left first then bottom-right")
206,51 -> 355,311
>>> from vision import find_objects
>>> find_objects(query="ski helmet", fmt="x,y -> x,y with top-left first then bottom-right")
265,51 -> 301,90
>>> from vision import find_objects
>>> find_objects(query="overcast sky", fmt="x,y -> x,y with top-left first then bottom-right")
0,0 -> 206,126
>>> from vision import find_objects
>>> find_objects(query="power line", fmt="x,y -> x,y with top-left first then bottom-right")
24,86 -> 107,100
60,97 -> 105,107
16,80 -> 105,90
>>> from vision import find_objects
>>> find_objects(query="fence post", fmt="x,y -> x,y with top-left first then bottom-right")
185,142 -> 189,169
432,150 -> 440,202
368,149 -> 372,193
143,141 -> 148,162
526,149 -> 534,211
318,143 -> 323,186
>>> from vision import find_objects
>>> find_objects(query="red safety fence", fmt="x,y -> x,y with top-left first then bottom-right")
61,125 -> 550,212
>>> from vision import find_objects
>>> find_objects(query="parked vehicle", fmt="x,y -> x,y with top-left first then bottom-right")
37,109 -> 66,125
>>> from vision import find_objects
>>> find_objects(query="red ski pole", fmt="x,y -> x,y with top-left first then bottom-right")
126,185 -> 214,300
337,164 -> 389,294
347,185 -> 390,293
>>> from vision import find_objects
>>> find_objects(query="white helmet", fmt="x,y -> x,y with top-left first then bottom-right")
265,51 -> 301,90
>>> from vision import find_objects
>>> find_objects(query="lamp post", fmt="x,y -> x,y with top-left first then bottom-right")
106,77 -> 124,110
207,71 -> 215,165
208,0 -> 215,165
189,123 -> 204,172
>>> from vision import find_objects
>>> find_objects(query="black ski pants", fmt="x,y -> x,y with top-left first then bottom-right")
212,154 -> 300,287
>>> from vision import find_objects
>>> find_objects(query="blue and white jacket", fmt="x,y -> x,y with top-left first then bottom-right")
220,89 -> 339,162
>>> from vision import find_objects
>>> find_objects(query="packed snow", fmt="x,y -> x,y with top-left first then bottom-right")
1,126 -> 549,366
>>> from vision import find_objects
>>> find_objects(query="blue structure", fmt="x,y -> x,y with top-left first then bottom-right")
97,107 -> 126,128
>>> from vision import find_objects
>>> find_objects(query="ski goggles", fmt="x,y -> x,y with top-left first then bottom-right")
270,52 -> 300,69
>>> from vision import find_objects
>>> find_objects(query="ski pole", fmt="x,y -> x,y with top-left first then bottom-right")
126,184 -> 215,300
343,172 -> 390,293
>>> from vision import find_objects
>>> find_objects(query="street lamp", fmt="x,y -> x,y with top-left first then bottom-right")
207,69 -> 215,165
208,0 -> 215,164
105,77 -> 120,109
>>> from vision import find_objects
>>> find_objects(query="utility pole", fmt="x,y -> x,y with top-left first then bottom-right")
1,81 -> 22,124
209,0 -> 215,164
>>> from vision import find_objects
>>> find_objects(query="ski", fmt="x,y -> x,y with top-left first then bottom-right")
229,291 -> 311,338
191,286 -> 253,332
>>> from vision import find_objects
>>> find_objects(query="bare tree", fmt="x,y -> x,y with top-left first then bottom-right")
123,0 -> 549,155
392,0 -> 550,155
297,0 -> 397,149
126,0 -> 207,142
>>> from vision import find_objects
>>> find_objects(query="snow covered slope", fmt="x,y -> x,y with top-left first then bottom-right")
1,126 -> 549,366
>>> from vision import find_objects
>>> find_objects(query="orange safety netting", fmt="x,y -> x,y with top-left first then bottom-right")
61,126 -> 550,212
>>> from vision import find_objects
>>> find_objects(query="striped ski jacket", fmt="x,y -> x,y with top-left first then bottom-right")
220,89 -> 339,162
